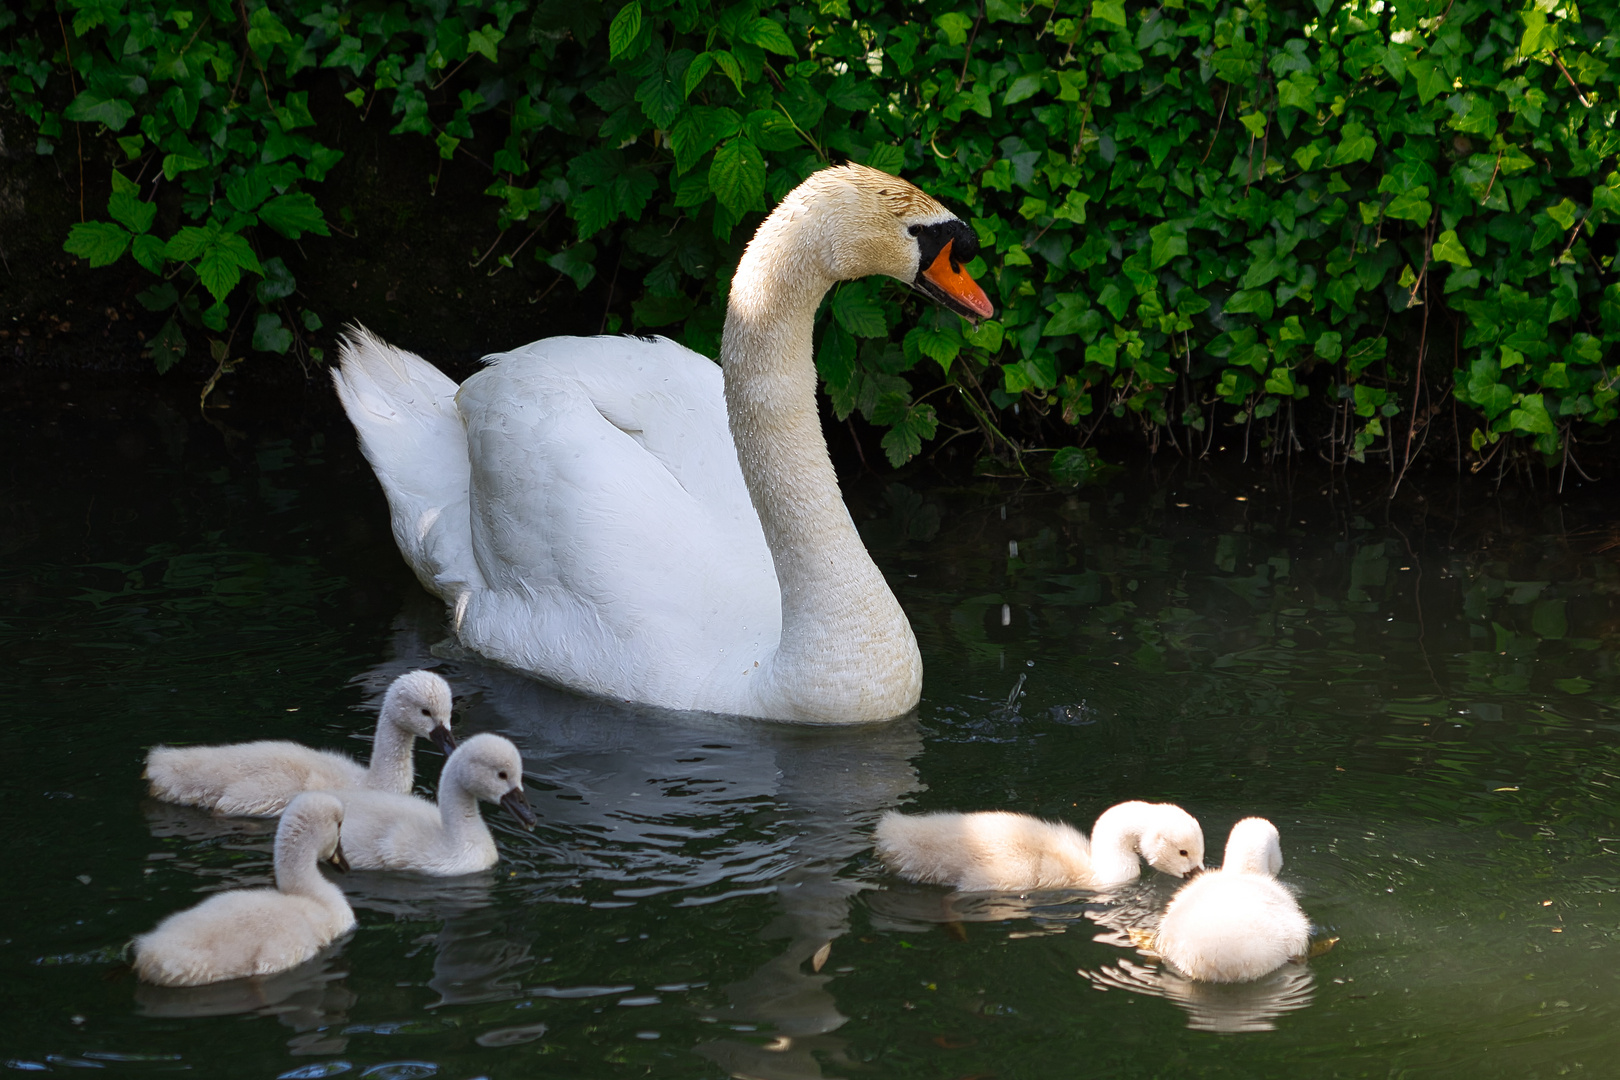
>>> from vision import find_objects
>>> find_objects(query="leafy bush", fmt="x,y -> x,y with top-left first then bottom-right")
4,0 -> 1618,475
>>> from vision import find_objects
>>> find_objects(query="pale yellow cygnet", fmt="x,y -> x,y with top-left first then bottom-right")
145,670 -> 455,816
133,792 -> 355,986
1153,816 -> 1312,983
333,732 -> 536,876
874,801 -> 1205,892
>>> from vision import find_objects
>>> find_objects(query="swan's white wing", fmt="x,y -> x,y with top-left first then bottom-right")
332,328 -> 483,598
454,336 -> 780,707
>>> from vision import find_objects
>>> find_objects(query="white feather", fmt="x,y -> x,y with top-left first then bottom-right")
133,793 -> 354,986
144,670 -> 454,817
1153,817 -> 1313,983
331,165 -> 983,722
873,802 -> 1206,892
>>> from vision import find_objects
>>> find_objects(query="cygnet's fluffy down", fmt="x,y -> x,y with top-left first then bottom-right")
1153,817 -> 1311,983
874,801 -> 1205,892
334,732 -> 537,876
133,792 -> 355,986
145,670 -> 456,816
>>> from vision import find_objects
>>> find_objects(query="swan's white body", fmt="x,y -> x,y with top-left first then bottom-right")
144,670 -> 454,817
334,732 -> 534,876
334,165 -> 993,723
133,793 -> 355,986
1153,817 -> 1311,983
873,802 -> 1206,892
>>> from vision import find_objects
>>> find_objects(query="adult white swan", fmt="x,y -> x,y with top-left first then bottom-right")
334,164 -> 992,722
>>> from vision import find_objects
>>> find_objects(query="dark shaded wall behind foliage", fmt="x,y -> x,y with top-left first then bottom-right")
3,0 -> 1618,477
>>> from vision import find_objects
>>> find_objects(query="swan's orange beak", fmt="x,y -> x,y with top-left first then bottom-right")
920,240 -> 994,322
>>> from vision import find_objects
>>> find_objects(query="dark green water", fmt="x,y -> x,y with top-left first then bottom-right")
6,381 -> 1620,1079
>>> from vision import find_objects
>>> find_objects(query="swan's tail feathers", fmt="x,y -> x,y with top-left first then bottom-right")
332,325 -> 484,601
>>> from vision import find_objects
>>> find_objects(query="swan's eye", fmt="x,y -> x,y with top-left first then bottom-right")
498,770 -> 508,780
907,224 -> 921,236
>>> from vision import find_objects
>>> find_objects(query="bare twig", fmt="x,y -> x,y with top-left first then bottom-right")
1200,83 -> 1231,166
1480,150 -> 1502,203
1550,51 -> 1592,108
55,10 -> 85,223
956,1 -> 985,92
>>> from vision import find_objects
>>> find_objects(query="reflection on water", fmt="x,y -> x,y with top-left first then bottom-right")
7,379 -> 1620,1078
135,949 -> 357,1055
1079,956 -> 1316,1033
363,614 -> 923,1076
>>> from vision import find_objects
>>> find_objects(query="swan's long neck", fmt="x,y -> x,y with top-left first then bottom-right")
365,706 -> 414,792
1088,803 -> 1150,884
437,769 -> 491,852
720,210 -> 921,722
274,816 -> 348,914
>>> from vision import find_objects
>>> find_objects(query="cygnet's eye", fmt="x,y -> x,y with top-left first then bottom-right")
1179,849 -> 1188,857
498,770 -> 508,780
420,707 -> 431,716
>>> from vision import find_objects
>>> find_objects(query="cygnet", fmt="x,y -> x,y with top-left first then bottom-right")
145,670 -> 456,816
874,802 -> 1205,892
333,732 -> 537,875
133,791 -> 355,986
1152,816 -> 1311,983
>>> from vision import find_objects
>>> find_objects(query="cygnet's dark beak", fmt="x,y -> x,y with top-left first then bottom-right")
430,724 -> 457,755
500,788 -> 537,831
1182,864 -> 1205,880
327,841 -> 351,874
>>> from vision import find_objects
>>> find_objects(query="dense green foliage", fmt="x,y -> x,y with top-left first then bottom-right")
4,0 -> 1619,474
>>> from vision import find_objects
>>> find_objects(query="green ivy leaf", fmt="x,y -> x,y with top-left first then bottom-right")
1509,392 -> 1557,434
1091,0 -> 1127,28
253,313 -> 294,354
1432,229 -> 1472,267
865,144 -> 905,175
130,234 -> 165,274
1545,197 -> 1580,230
1407,60 -> 1449,104
63,90 -> 135,131
547,242 -> 599,290
1225,289 -> 1275,320
467,24 -> 505,63
935,12 -> 974,46
226,170 -> 272,213
833,288 -> 888,337
740,16 -> 796,57
671,107 -> 740,174
1149,222 -> 1187,269
880,403 -> 938,467
162,153 -> 209,180
257,257 -> 296,303
107,190 -> 155,235
1331,122 -> 1376,165
64,221 -> 130,267
906,326 -> 960,373
709,137 -> 766,217
258,193 -> 330,239
608,2 -> 644,60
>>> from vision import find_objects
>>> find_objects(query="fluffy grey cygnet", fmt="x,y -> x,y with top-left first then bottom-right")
332,732 -> 537,876
874,801 -> 1206,891
144,670 -> 456,816
1152,817 -> 1312,983
133,792 -> 355,986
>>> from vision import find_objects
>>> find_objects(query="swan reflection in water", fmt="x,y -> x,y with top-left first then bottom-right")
867,874 -> 1315,1034
1078,955 -> 1316,1032
133,949 -> 357,1054
352,610 -> 925,1078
